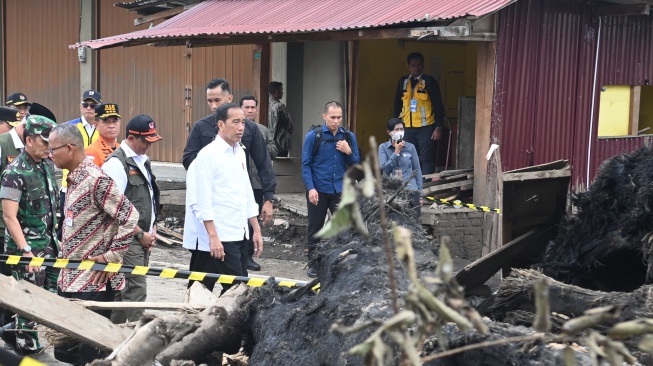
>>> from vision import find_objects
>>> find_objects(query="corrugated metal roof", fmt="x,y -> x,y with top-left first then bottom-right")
72,0 -> 516,49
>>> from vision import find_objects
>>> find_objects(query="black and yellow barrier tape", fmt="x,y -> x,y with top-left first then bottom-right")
0,255 -> 319,291
425,196 -> 501,214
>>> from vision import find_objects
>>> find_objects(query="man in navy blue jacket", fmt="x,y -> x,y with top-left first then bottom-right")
301,101 -> 360,278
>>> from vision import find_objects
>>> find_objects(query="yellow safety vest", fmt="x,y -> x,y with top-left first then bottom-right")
61,121 -> 99,188
400,78 -> 435,128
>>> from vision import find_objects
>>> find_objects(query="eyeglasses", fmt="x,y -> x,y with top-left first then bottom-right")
81,102 -> 97,109
48,144 -> 76,154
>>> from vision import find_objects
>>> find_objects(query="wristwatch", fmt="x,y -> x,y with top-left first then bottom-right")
134,231 -> 145,241
22,244 -> 32,253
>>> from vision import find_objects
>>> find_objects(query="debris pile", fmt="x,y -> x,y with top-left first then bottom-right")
538,146 -> 653,292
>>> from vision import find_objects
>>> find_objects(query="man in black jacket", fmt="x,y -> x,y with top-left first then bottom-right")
183,78 -> 276,225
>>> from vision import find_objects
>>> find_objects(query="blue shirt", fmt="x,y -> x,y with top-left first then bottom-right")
378,139 -> 423,191
302,124 -> 360,194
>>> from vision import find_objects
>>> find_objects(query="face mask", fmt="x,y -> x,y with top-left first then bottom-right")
392,131 -> 404,141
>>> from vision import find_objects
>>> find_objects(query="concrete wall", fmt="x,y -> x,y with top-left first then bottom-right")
422,209 -> 483,261
286,41 -> 346,158
271,42 -> 288,104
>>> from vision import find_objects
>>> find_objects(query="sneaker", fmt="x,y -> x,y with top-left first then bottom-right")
247,257 -> 261,271
307,265 -> 318,278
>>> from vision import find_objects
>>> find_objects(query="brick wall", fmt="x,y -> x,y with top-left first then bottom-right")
422,208 -> 484,261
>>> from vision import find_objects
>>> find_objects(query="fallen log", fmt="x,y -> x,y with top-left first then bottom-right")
156,285 -> 252,366
481,269 -> 653,321
90,313 -> 201,366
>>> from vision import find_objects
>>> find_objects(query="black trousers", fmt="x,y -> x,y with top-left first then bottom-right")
248,188 -> 264,258
404,124 -> 437,175
56,191 -> 65,241
188,238 -> 249,295
54,286 -> 115,365
305,191 -> 341,256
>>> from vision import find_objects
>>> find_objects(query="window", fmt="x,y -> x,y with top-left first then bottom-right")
597,85 -> 653,137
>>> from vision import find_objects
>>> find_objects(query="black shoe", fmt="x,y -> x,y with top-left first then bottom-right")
247,257 -> 261,271
307,266 -> 318,278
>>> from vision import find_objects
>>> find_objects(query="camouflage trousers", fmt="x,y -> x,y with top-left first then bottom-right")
5,245 -> 59,353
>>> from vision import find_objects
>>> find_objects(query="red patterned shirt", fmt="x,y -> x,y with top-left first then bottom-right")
58,158 -> 139,292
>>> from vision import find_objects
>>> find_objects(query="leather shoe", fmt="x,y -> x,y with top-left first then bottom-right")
307,265 -> 318,278
247,257 -> 261,271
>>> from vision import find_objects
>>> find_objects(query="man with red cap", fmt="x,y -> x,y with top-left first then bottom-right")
102,114 -> 162,323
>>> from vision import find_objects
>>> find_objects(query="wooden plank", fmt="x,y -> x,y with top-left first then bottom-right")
482,148 -> 502,255
156,235 -> 182,246
473,41 -> 496,205
134,5 -> 194,26
423,168 -> 473,180
158,226 -> 184,240
0,274 -> 130,351
630,85 -> 642,136
75,301 -> 206,311
422,179 -> 473,194
457,96 -> 476,169
503,168 -> 571,182
259,43 -> 271,126
504,160 -> 569,174
454,226 -> 551,290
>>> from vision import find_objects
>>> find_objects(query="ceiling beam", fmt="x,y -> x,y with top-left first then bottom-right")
134,4 -> 195,26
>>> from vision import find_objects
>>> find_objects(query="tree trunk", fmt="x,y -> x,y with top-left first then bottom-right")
156,285 -> 253,366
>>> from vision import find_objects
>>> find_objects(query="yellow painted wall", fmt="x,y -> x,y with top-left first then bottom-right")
597,85 -> 631,137
639,86 -> 653,135
356,40 -> 477,153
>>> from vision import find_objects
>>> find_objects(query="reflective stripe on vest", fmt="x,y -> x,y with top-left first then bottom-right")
62,122 -> 99,188
400,78 -> 435,128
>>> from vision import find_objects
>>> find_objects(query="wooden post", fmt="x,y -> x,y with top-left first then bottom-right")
347,40 -> 360,133
473,42 -> 497,205
482,147 -> 503,256
630,85 -> 641,135
259,43 -> 271,126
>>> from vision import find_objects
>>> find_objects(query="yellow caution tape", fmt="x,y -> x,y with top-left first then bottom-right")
0,255 -> 313,289
425,196 -> 501,214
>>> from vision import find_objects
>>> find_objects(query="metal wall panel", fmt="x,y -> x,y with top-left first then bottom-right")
98,1 -> 255,162
495,0 -> 653,191
4,0 -> 80,122
98,0 -> 187,162
189,46 -> 256,125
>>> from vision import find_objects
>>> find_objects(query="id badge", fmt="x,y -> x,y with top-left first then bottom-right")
410,99 -> 417,113
65,209 -> 74,227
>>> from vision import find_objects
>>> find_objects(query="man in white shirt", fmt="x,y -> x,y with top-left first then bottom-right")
183,102 -> 263,294
102,113 -> 161,323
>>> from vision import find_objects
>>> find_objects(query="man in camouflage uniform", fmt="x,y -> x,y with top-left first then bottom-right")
0,116 -> 58,355
0,107 -> 22,330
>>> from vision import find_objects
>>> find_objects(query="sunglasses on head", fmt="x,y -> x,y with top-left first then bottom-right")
81,102 -> 97,109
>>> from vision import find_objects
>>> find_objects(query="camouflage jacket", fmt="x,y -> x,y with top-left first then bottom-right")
0,151 -> 58,252
268,98 -> 293,152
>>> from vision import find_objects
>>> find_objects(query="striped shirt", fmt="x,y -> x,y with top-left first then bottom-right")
58,158 -> 139,293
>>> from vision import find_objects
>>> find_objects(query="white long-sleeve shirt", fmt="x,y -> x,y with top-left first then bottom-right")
183,135 -> 259,252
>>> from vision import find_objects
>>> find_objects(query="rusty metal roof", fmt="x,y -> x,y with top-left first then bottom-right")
72,0 -> 516,49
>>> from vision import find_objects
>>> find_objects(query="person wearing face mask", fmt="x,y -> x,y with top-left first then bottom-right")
102,114 -> 162,323
378,118 -> 423,215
